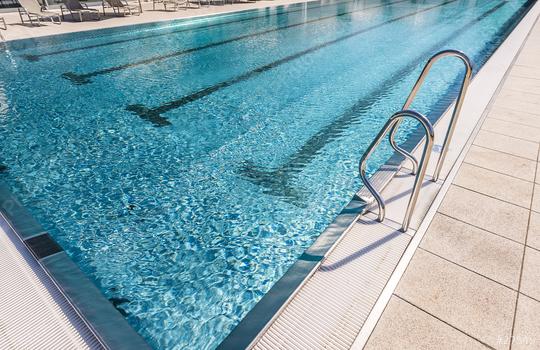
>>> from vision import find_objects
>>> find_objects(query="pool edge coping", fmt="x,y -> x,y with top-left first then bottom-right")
0,184 -> 152,350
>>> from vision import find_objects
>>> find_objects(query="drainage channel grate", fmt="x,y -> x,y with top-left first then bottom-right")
0,225 -> 103,350
253,217 -> 411,350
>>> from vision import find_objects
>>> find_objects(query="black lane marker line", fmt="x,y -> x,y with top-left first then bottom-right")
25,233 -> 63,260
23,0 -> 356,62
239,0 -> 508,202
62,0 -> 410,85
125,0 -> 457,127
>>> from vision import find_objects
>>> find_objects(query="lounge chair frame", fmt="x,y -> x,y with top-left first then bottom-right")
102,0 -> 141,16
152,0 -> 190,11
18,8 -> 62,26
61,0 -> 100,22
188,0 -> 207,8
17,0 -> 62,26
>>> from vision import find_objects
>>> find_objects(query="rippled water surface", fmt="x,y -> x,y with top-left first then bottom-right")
0,0 -> 533,348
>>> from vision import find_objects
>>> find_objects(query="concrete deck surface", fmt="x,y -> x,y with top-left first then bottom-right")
0,0 -> 303,41
365,17 -> 540,350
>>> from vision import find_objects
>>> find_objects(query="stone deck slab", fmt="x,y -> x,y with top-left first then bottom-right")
365,14 -> 540,349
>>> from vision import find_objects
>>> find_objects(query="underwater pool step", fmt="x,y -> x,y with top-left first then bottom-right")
252,216 -> 411,350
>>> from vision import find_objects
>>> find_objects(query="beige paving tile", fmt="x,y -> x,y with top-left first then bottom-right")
504,76 -> 540,94
528,211 -> 540,251
439,185 -> 529,243
526,50 -> 540,58
421,214 -> 523,289
493,96 -> 540,118
488,106 -> 540,128
530,32 -> 540,41
493,95 -> 540,117
497,90 -> 540,105
453,163 -> 534,208
520,40 -> 540,51
520,40 -> 540,50
533,184 -> 540,213
515,63 -> 540,72
523,29 -> 540,39
481,118 -> 540,143
364,296 -> 488,350
512,294 -> 540,350
537,163 -> 540,184
465,145 -> 536,182
525,29 -> 540,39
395,250 -> 516,350
474,129 -> 538,160
520,247 -> 540,301
511,65 -> 540,80
516,51 -> 540,68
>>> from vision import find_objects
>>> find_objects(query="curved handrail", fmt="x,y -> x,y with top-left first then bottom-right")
389,49 -> 473,182
359,110 -> 435,232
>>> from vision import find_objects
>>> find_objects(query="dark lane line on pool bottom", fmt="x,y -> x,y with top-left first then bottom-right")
22,0 -> 355,62
61,0 -> 410,85
240,0 -> 515,204
124,0 -> 458,127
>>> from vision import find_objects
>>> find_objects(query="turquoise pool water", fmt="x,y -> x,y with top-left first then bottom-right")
0,0 -> 534,348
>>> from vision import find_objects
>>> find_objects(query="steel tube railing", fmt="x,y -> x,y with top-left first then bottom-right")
389,49 -> 473,182
359,110 -> 435,232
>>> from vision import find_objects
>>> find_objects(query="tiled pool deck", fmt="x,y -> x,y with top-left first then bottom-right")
364,18 -> 540,350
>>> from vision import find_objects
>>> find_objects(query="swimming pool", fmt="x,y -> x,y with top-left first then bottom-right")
0,0 -> 534,348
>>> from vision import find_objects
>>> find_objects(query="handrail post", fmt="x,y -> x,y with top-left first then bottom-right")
430,51 -> 472,182
400,110 -> 434,231
359,118 -> 400,222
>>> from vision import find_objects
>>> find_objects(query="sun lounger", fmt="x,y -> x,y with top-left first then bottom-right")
102,0 -> 141,16
61,0 -> 100,21
152,0 -> 189,11
17,0 -> 62,26
189,0 -> 207,8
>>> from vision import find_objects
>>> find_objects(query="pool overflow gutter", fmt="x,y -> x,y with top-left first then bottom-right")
0,186 -> 152,349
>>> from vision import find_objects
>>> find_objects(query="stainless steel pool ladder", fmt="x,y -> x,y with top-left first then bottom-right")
360,110 -> 434,232
390,49 -> 473,181
359,50 -> 473,232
